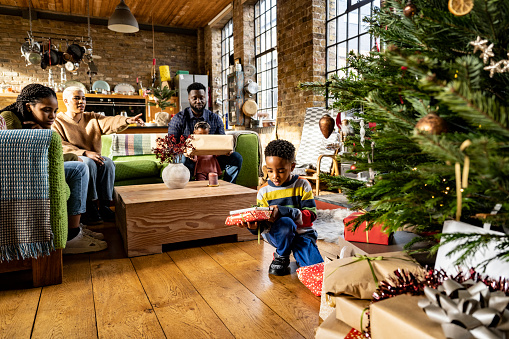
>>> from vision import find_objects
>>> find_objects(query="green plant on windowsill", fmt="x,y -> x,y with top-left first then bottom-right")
147,85 -> 176,111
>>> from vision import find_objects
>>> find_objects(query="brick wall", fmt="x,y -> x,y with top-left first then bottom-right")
204,25 -> 222,115
276,0 -> 326,149
0,14 -> 200,92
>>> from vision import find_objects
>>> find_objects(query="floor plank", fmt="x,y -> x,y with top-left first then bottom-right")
169,247 -> 304,339
131,253 -> 234,338
203,242 -> 320,338
0,288 -> 40,338
32,255 -> 97,339
90,257 -> 165,338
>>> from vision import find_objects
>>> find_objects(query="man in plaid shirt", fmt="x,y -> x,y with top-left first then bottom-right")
168,82 -> 243,183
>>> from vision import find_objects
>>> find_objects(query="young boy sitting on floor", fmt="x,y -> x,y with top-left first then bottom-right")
234,139 -> 324,275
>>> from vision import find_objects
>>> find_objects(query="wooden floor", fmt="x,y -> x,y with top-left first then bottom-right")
0,220 -> 345,339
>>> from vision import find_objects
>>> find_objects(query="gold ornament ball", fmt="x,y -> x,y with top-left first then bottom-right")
415,113 -> 448,135
403,3 -> 417,17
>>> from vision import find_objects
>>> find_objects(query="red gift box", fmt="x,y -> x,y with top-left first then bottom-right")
343,212 -> 390,245
225,209 -> 272,226
296,262 -> 324,296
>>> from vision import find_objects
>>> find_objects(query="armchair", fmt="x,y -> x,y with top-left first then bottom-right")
0,130 -> 68,287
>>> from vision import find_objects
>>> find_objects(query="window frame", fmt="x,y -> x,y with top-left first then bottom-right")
220,19 -> 234,117
254,0 -> 278,121
325,0 -> 380,79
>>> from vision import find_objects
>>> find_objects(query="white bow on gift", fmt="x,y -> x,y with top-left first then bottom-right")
418,279 -> 509,339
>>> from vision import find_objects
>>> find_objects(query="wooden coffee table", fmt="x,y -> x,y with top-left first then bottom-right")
114,180 -> 258,257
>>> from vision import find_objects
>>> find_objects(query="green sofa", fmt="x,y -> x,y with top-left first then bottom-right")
101,132 -> 260,188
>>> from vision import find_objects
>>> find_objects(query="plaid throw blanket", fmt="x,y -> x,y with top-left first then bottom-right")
110,133 -> 167,157
0,130 -> 53,262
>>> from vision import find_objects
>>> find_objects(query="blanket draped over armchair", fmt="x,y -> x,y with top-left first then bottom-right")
0,130 -> 68,262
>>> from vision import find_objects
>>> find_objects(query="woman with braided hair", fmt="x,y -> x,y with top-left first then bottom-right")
0,84 -> 108,254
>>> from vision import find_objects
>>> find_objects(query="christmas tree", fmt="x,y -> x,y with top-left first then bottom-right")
300,0 -> 509,267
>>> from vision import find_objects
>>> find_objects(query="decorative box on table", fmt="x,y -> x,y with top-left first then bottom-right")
343,212 -> 391,245
188,134 -> 234,156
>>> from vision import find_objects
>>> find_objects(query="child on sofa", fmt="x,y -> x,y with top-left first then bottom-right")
190,121 -> 222,181
233,139 -> 324,275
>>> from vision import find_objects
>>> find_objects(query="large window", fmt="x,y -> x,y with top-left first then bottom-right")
221,19 -> 234,117
255,0 -> 277,120
326,0 -> 380,79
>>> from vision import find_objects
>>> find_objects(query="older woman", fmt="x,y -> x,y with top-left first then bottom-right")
0,84 -> 107,254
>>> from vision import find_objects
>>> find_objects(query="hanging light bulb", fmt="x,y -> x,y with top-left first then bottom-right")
108,0 -> 139,33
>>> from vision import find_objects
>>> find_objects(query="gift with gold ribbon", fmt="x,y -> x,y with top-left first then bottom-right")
343,212 -> 391,245
418,279 -> 509,339
323,251 -> 424,299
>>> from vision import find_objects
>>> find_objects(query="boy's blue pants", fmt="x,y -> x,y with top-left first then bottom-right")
259,217 -> 324,267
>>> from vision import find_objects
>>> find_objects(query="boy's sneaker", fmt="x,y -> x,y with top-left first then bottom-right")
63,230 -> 108,254
99,205 -> 115,222
269,252 -> 291,276
80,223 -> 105,240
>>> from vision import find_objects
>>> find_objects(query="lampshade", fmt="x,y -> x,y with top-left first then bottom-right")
108,0 -> 139,33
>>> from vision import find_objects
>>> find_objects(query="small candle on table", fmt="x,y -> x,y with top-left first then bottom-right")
208,173 -> 218,186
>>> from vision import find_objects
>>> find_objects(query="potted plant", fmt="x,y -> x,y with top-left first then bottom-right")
147,85 -> 176,126
152,134 -> 195,189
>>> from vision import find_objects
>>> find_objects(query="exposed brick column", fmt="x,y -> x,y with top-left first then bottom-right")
276,0 -> 326,149
204,25 -> 223,114
233,0 -> 256,77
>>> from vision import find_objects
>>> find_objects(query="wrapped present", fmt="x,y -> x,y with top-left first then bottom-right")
316,313 -> 360,339
188,134 -> 234,156
343,212 -> 390,245
335,296 -> 370,332
370,294 -> 446,339
225,207 -> 272,226
435,220 -> 509,280
418,279 -> 509,339
297,262 -> 324,296
323,251 -> 424,299
320,258 -> 337,322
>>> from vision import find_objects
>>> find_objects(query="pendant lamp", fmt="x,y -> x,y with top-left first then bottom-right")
108,0 -> 139,33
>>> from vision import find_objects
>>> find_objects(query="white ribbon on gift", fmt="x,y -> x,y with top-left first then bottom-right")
418,279 -> 509,339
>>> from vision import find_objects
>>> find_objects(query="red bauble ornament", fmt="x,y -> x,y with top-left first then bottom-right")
350,164 -> 357,170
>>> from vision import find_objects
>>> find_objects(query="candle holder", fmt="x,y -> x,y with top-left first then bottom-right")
207,173 -> 219,187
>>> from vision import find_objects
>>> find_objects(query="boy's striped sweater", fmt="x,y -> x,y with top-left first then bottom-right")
257,175 -> 317,233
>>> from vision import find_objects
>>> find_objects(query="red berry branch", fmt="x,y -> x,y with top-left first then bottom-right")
152,134 -> 195,164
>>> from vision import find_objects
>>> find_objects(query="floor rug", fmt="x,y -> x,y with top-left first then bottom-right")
314,208 -> 352,243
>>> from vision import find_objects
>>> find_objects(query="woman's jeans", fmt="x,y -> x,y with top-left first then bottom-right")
64,161 -> 89,216
78,156 -> 115,202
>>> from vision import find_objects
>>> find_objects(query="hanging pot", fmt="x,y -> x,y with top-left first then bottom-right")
244,80 -> 259,97
319,114 -> 335,139
242,99 -> 258,117
162,163 -> 190,189
67,43 -> 85,62
42,49 -> 59,67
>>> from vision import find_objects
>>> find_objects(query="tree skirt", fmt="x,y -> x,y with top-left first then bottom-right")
314,208 -> 352,243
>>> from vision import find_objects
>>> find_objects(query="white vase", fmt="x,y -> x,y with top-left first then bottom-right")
162,163 -> 190,189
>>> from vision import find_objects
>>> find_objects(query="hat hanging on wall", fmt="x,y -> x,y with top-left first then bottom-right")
108,0 -> 139,33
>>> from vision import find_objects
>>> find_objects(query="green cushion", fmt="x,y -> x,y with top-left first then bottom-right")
235,134 -> 259,188
115,160 -> 161,181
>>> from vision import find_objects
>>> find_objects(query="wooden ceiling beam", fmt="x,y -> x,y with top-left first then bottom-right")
0,5 -> 197,35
